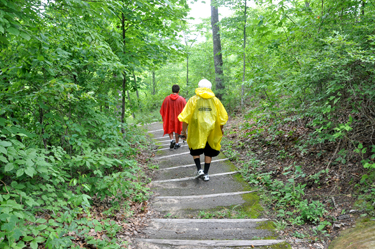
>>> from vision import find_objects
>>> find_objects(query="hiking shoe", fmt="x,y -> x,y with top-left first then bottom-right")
174,143 -> 181,149
203,174 -> 210,181
195,169 -> 204,179
170,140 -> 175,149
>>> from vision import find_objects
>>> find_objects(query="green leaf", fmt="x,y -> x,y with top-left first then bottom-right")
0,141 -> 12,147
0,117 -> 6,126
30,240 -> 38,249
26,159 -> 34,167
23,236 -> 34,242
16,169 -> 24,177
36,218 -> 47,224
19,32 -> 30,41
37,166 -> 47,173
5,163 -> 14,172
0,155 -> 8,163
0,146 -> 6,155
163,0 -> 173,8
34,236 -> 45,243
7,27 -> 19,36
37,55 -> 44,61
0,25 -> 4,34
25,167 -> 36,177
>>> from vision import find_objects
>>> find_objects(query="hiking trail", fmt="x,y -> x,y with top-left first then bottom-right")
132,122 -> 290,249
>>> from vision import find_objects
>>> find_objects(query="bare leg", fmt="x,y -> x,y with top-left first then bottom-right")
169,133 -> 173,140
205,156 -> 212,163
193,155 -> 200,160
175,133 -> 179,144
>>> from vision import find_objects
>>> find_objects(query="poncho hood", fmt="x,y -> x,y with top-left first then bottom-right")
169,94 -> 180,100
195,88 -> 215,99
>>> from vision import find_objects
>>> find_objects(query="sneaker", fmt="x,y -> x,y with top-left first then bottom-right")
174,143 -> 181,149
195,169 -> 204,179
170,140 -> 175,149
203,174 -> 210,181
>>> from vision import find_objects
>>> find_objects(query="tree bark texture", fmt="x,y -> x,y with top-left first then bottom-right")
241,0 -> 247,108
361,0 -> 365,16
152,71 -> 156,95
39,106 -> 47,149
127,90 -> 135,119
211,0 -> 224,100
121,12 -> 126,133
186,54 -> 189,96
133,72 -> 141,110
305,0 -> 310,8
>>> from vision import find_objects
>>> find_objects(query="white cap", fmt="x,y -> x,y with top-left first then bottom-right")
198,79 -> 212,89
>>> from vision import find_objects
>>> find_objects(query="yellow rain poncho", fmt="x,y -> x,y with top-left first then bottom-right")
178,88 -> 228,151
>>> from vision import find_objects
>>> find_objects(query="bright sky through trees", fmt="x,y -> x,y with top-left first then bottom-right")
187,0 -> 232,24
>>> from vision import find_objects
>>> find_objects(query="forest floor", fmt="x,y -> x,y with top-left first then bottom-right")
221,114 -> 371,248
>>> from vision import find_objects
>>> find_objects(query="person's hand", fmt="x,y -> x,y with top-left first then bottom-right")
179,132 -> 187,140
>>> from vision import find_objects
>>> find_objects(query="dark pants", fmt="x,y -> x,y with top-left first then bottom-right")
189,142 -> 220,157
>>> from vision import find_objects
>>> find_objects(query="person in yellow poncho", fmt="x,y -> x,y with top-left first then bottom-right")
178,79 -> 228,181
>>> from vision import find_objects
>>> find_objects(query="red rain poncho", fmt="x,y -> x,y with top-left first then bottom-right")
160,94 -> 186,136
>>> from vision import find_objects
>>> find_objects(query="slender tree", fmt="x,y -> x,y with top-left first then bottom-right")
241,0 -> 247,108
184,31 -> 198,96
211,0 -> 225,99
152,71 -> 156,95
121,12 -> 127,133
133,71 -> 141,110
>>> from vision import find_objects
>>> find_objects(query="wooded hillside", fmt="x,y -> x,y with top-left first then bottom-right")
1,0 -> 375,248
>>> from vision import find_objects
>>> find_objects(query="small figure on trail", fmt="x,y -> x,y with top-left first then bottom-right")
178,79 -> 228,181
160,84 -> 187,149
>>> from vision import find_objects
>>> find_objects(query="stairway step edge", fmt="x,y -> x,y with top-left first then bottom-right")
154,190 -> 257,200
152,171 -> 239,183
135,239 -> 285,247
148,218 -> 269,223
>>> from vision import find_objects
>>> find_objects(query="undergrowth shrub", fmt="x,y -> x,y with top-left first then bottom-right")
0,115 -> 150,248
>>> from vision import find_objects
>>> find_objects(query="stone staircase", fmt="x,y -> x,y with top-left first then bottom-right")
133,122 -> 290,249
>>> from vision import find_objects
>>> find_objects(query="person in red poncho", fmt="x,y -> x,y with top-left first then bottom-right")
160,84 -> 187,149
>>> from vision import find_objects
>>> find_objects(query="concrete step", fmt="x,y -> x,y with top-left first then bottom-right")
154,152 -> 228,168
135,239 -> 286,249
151,173 -> 246,196
140,218 -> 275,240
151,190 -> 256,218
153,144 -> 190,156
152,158 -> 231,181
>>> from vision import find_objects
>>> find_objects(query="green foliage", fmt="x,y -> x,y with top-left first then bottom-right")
0,0 -> 188,247
235,148 -> 328,230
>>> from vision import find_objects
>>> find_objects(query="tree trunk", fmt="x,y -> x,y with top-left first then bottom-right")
127,90 -> 135,119
305,0 -> 310,8
133,71 -> 141,111
152,71 -> 156,95
186,54 -> 189,96
39,106 -> 47,149
121,12 -> 126,133
241,0 -> 247,108
211,0 -> 224,100
361,0 -> 365,17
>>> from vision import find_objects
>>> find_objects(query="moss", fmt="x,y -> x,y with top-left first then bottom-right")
257,220 -> 276,230
265,241 -> 292,249
329,218 -> 375,249
241,192 -> 263,218
222,158 -> 263,217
